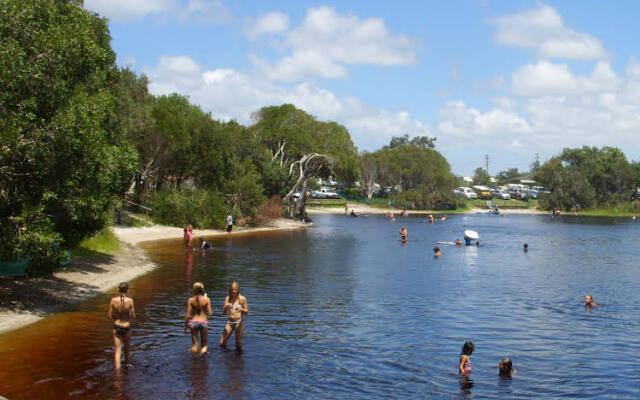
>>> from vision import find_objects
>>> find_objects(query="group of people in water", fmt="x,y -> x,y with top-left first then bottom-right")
458,341 -> 514,379
109,280 -> 248,370
459,293 -> 599,382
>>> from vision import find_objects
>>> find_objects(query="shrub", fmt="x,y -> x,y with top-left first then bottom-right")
256,196 -> 284,222
149,189 -> 227,229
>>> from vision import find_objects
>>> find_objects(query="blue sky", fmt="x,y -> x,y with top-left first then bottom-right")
84,0 -> 640,176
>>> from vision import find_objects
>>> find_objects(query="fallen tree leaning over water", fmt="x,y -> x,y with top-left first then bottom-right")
283,153 -> 334,219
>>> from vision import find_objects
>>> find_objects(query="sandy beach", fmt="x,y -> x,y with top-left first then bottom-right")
0,218 -> 307,335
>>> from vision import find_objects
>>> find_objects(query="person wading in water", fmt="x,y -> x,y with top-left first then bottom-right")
184,282 -> 212,354
108,282 -> 135,370
219,281 -> 249,351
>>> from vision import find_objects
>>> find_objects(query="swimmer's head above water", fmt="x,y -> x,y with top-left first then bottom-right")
499,358 -> 512,377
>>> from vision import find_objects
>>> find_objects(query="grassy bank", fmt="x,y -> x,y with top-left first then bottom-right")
73,227 -> 120,257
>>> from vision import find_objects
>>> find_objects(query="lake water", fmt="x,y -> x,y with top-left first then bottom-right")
1,214 -> 639,399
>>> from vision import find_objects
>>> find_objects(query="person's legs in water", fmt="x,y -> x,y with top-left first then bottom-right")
235,323 -> 244,351
113,329 -> 123,370
219,322 -> 233,347
123,331 -> 131,366
190,325 -> 200,353
199,325 -> 208,354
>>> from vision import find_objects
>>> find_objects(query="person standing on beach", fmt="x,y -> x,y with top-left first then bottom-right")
220,281 -> 248,350
226,213 -> 233,233
184,282 -> 212,354
108,282 -> 135,370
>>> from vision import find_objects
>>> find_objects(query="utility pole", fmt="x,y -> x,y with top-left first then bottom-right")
535,153 -> 539,164
484,154 -> 490,176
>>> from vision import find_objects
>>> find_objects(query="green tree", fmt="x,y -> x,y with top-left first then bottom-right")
0,0 -> 137,274
248,104 -> 359,192
472,167 -> 491,186
496,168 -> 521,184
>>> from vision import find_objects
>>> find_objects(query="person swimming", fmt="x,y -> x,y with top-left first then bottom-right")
399,227 -> 408,242
459,341 -> 474,375
199,238 -> 211,249
584,294 -> 599,308
455,238 -> 462,247
499,357 -> 513,378
108,282 -> 135,370
220,281 -> 249,350
184,282 -> 212,354
433,247 -> 442,257
523,243 -> 528,252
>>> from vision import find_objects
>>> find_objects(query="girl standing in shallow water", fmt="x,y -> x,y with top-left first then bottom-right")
108,282 -> 135,370
220,281 -> 249,350
184,282 -> 212,354
459,341 -> 474,375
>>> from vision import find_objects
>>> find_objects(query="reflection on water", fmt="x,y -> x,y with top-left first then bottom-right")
1,214 -> 640,399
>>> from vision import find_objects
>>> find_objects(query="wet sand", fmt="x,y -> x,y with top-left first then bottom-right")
0,219 -> 307,334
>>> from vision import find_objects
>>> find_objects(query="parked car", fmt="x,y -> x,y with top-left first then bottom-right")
312,187 -> 340,199
491,188 -> 511,200
453,187 -> 478,200
472,185 -> 492,199
531,186 -> 551,194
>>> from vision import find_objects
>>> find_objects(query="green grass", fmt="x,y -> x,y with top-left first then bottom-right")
467,199 -> 538,209
307,199 -> 348,207
579,206 -> 640,217
73,227 -> 120,257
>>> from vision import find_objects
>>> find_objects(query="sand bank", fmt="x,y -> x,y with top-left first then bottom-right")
0,219 -> 307,334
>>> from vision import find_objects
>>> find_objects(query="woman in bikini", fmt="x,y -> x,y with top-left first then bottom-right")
108,282 -> 135,370
219,281 -> 249,350
184,282 -> 212,354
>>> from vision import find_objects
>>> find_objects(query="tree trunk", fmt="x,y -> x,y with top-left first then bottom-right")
283,153 -> 334,219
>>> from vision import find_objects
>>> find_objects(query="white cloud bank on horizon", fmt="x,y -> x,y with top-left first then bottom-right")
249,7 -> 418,82
145,55 -> 429,151
436,59 -> 640,162
491,3 -> 608,60
145,54 -> 640,170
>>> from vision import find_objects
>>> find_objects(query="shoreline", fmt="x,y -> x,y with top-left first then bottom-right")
0,218 -> 308,335
307,204 -> 548,215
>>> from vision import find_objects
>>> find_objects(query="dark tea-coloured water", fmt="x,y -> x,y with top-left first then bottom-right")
1,214 -> 639,399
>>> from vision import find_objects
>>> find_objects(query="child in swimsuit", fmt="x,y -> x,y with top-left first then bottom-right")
184,282 -> 212,354
108,282 -> 135,370
459,341 -> 475,375
399,227 -> 408,242
220,281 -> 249,350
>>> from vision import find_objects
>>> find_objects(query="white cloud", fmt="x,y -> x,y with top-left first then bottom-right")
512,61 -> 621,96
491,3 -> 608,60
84,0 -> 175,21
246,12 -> 290,38
84,0 -> 231,23
146,55 -> 428,150
435,58 -> 640,167
253,6 -> 417,82
180,0 -> 232,24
